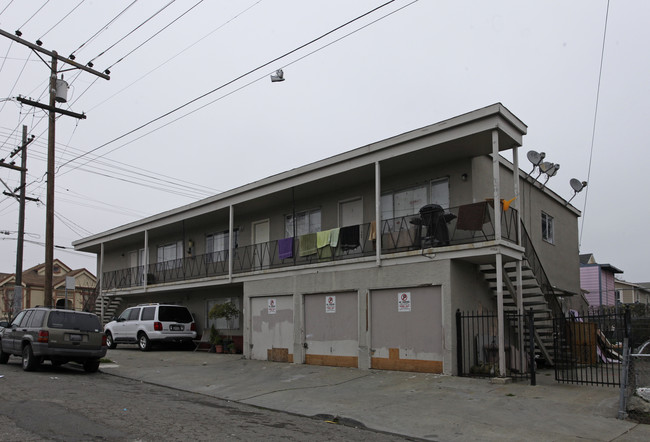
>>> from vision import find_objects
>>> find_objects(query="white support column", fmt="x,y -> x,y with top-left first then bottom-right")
492,129 -> 502,241
496,252 -> 506,377
144,230 -> 149,290
229,205 -> 234,281
493,129 -> 506,376
375,161 -> 382,266
513,147 -> 525,369
100,242 -> 104,323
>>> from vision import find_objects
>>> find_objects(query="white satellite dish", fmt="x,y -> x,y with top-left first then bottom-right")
526,150 -> 546,181
540,163 -> 559,189
565,179 -> 587,205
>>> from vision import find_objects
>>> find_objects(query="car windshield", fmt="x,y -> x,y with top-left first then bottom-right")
48,311 -> 102,332
158,306 -> 193,323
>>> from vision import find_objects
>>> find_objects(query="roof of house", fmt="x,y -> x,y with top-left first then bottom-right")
73,103 -> 529,253
579,253 -> 623,274
0,260 -> 95,289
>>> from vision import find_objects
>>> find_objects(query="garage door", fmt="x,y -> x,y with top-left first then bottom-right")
370,286 -> 443,373
250,296 -> 294,362
304,292 -> 358,368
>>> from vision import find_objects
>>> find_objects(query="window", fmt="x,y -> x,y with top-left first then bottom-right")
157,241 -> 182,269
141,306 -> 156,321
127,308 -> 141,321
541,212 -> 554,244
615,290 -> 622,304
381,178 -> 450,220
206,230 -> 238,262
285,209 -> 321,237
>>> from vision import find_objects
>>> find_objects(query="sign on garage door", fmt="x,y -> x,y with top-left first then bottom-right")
250,296 -> 294,362
370,286 -> 443,373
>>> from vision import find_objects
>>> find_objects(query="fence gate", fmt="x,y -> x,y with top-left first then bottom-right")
553,309 -> 628,387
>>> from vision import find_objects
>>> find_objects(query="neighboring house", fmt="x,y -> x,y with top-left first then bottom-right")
73,103 -> 583,376
0,259 -> 97,320
615,279 -> 650,305
579,253 -> 623,308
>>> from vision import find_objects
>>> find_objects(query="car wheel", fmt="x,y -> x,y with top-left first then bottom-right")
106,331 -> 117,349
138,333 -> 151,351
83,359 -> 100,373
22,344 -> 39,371
0,343 -> 9,364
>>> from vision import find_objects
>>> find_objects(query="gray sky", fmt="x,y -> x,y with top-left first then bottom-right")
0,1 -> 647,282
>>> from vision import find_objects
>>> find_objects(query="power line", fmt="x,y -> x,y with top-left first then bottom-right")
16,0 -> 51,33
59,0 -> 399,171
88,0 -> 176,65
37,0 -> 86,43
87,0 -> 264,113
68,0 -> 138,59
105,0 -> 204,71
580,0 -> 610,247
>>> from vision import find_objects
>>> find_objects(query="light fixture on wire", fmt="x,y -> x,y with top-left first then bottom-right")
270,69 -> 285,82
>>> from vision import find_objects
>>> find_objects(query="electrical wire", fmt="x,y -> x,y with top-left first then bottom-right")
105,0 -> 204,71
580,0 -> 610,247
88,0 -> 176,65
68,0 -> 138,59
0,0 -> 15,17
87,0 -> 264,113
59,0 -> 399,171
37,0 -> 86,43
16,0 -> 51,32
0,51 -> 32,114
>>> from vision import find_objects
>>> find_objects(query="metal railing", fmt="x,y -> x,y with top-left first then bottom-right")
102,203 -> 519,290
456,308 -> 533,381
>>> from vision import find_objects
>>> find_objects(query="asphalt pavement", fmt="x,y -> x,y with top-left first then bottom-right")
100,347 -> 650,441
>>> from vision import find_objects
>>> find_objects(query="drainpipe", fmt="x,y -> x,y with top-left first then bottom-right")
100,242 -> 104,323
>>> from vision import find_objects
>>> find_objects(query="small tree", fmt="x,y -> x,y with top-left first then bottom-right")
208,301 -> 240,342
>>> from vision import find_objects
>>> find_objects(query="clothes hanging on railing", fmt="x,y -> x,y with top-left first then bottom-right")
278,237 -> 293,260
339,225 -> 360,251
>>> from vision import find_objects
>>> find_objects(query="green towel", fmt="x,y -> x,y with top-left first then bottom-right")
299,233 -> 317,256
316,230 -> 332,248
330,228 -> 340,247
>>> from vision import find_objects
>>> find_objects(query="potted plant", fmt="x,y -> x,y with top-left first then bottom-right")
208,301 -> 240,352
227,342 -> 236,354
209,324 -> 223,353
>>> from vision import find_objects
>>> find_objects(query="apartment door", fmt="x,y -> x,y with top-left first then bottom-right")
339,198 -> 363,252
128,249 -> 144,285
252,219 -> 270,269
250,296 -> 294,362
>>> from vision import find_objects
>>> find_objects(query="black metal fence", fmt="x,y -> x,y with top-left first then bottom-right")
553,309 -> 629,387
456,309 -> 534,382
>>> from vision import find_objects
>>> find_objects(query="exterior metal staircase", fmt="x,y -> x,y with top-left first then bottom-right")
479,223 -> 565,366
94,295 -> 124,326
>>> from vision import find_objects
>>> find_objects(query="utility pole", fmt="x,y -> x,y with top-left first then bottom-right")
11,126 -> 34,313
0,28 -> 110,307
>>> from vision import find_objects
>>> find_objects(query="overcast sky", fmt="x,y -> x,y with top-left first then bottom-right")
0,1 -> 647,283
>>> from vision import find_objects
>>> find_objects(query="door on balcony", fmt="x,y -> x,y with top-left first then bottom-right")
339,198 -> 363,252
128,249 -> 144,286
252,219 -> 270,269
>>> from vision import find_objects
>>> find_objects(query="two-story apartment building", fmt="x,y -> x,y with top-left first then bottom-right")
73,103 -> 583,376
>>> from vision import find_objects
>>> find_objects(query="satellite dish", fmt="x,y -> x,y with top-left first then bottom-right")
565,179 -> 587,205
270,69 -> 285,82
527,150 -> 545,166
570,178 -> 586,192
540,163 -> 559,189
525,150 -> 546,181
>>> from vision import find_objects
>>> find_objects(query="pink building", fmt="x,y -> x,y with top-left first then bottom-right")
579,253 -> 623,308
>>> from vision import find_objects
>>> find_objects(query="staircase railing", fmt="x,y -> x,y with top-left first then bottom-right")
520,223 -> 564,318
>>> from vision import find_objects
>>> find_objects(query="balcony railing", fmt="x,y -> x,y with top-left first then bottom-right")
102,202 -> 519,290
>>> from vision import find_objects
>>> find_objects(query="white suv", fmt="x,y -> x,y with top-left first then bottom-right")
104,304 -> 196,351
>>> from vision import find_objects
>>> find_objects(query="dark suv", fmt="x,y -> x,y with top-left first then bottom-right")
0,307 -> 107,372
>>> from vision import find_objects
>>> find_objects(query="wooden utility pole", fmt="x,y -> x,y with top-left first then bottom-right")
13,126 -> 33,312
0,28 -> 110,307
